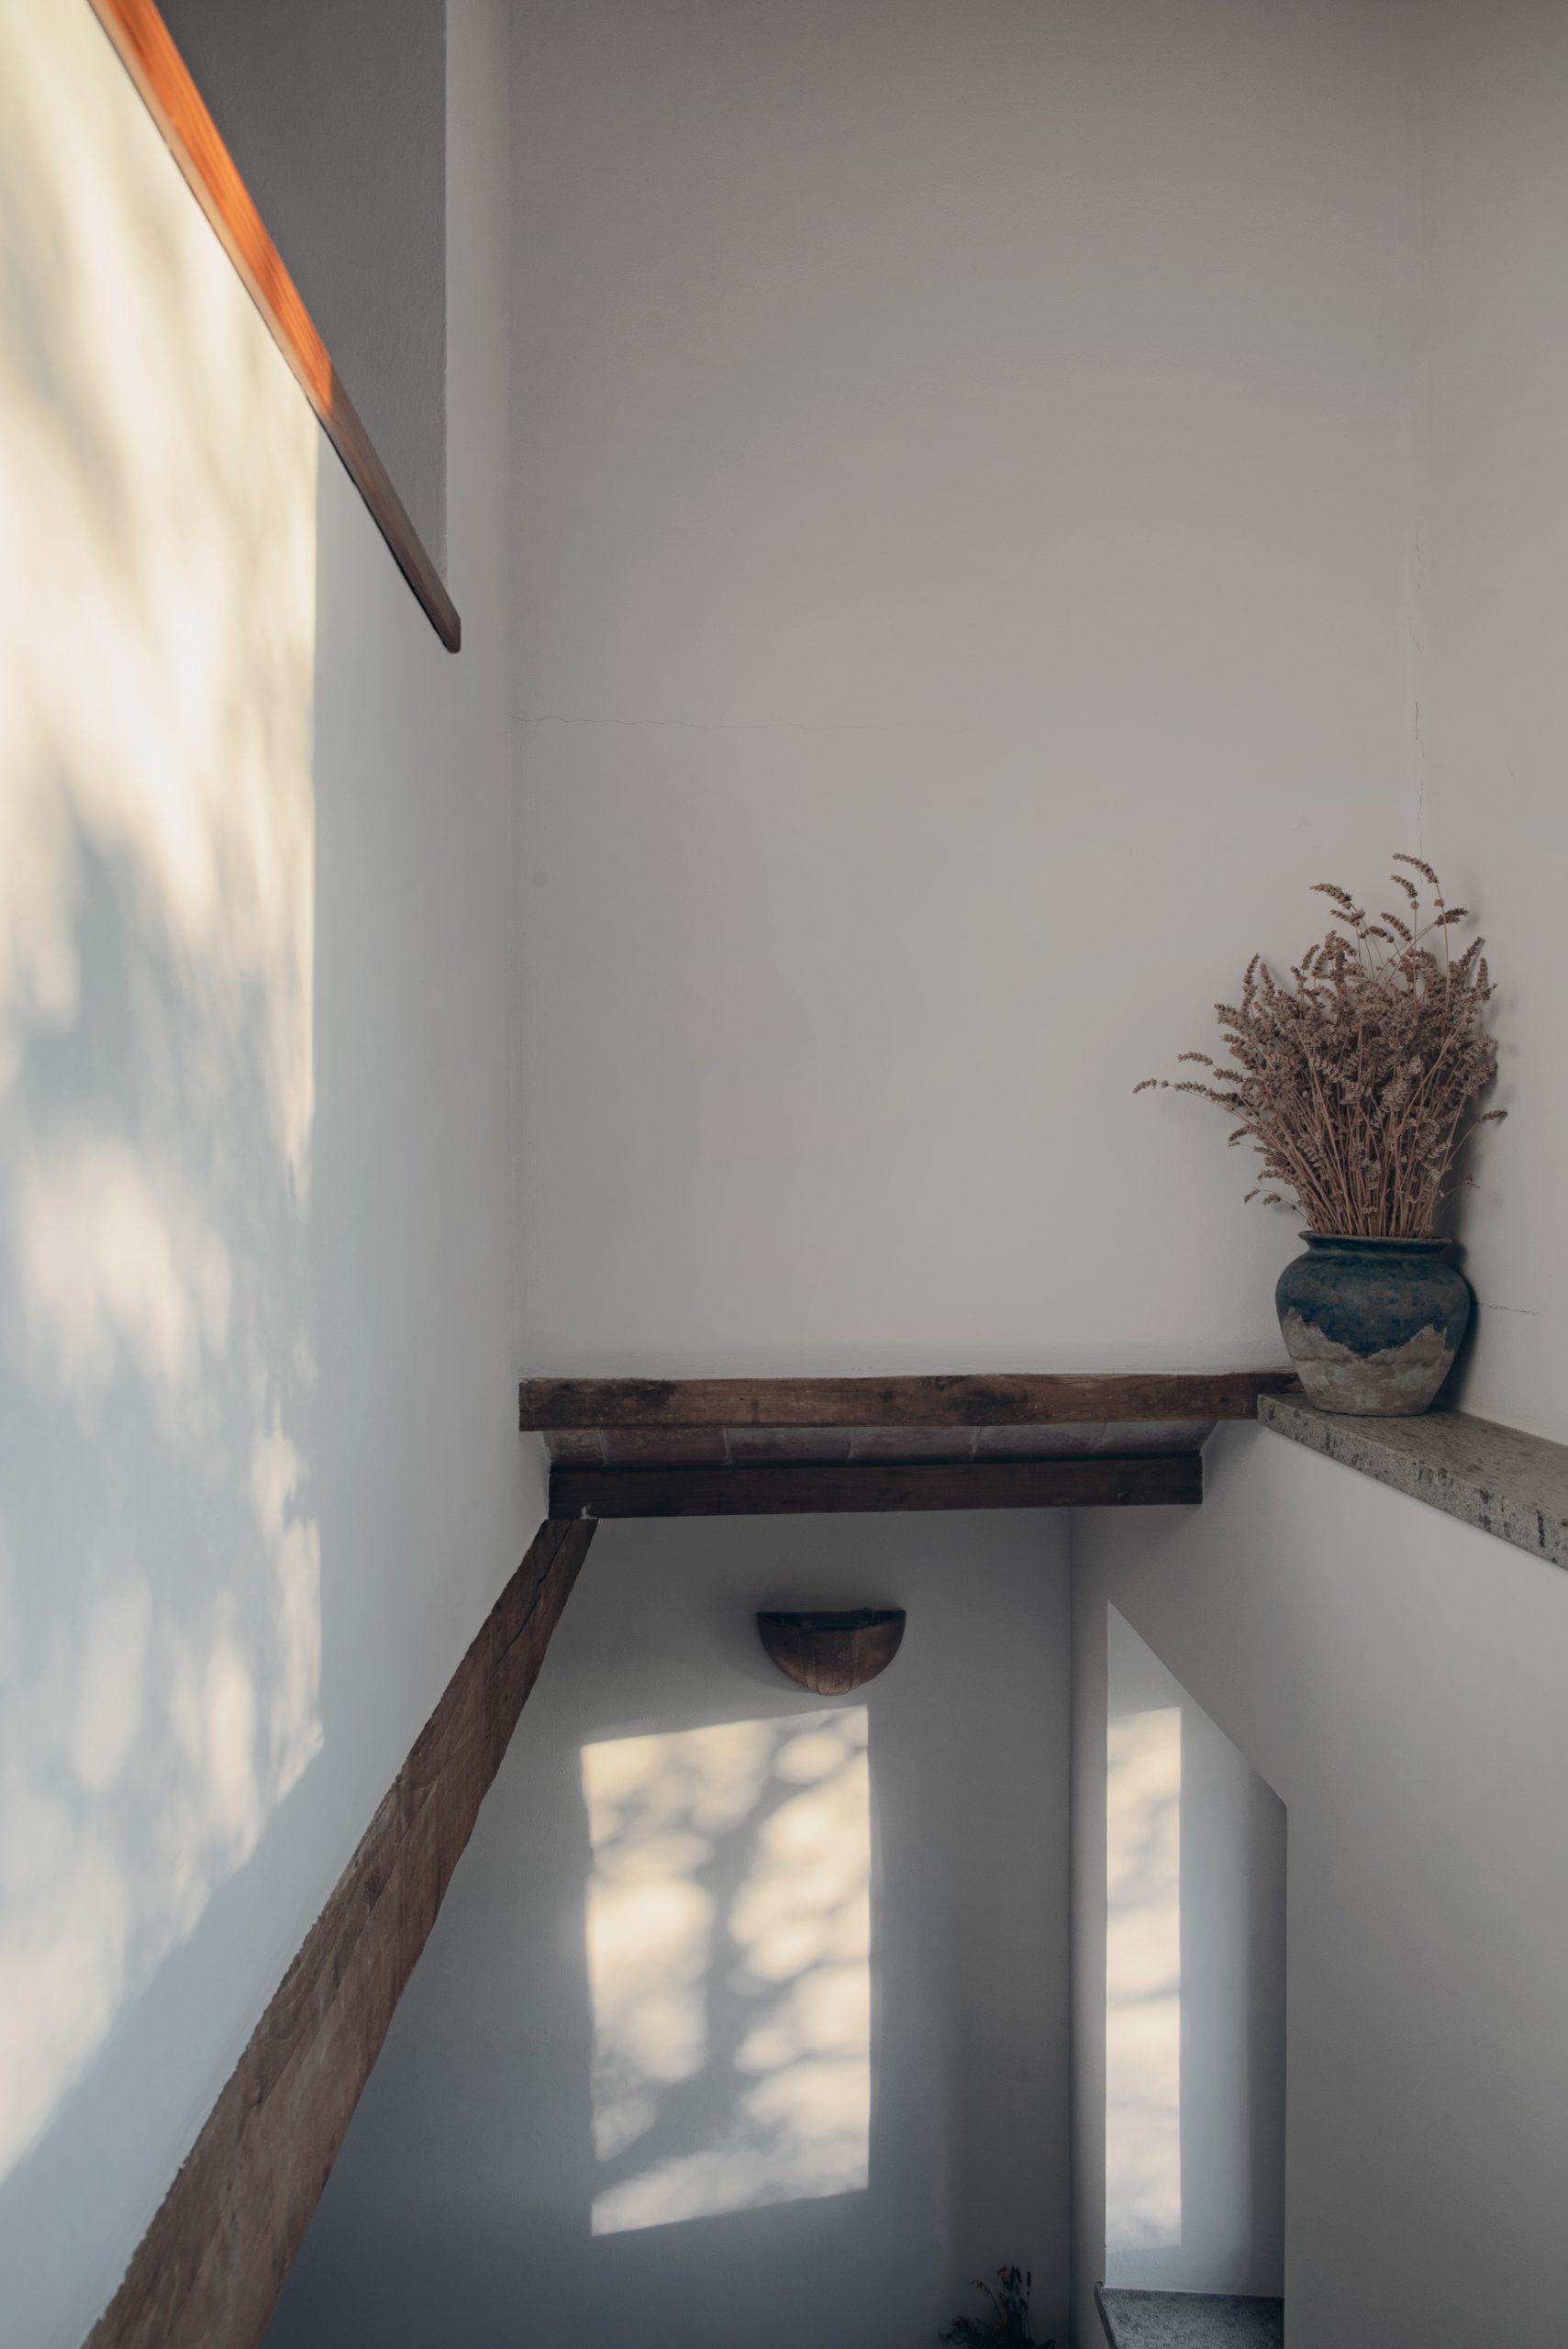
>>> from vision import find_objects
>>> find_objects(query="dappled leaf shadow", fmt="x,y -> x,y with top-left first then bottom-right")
582,1709 -> 873,2233
0,0 -> 321,2188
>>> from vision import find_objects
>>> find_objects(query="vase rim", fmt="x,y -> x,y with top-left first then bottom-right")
1300,1229 -> 1451,1248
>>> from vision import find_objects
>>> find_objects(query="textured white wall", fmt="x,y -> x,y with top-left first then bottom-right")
1073,1427 -> 1568,2349
264,1511 -> 1072,2349
1104,1609 -> 1285,2299
0,9 -> 539,2345
1409,0 -> 1568,1439
509,0 -> 1417,1381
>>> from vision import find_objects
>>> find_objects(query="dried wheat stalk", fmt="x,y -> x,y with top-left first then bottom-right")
1138,856 -> 1505,1237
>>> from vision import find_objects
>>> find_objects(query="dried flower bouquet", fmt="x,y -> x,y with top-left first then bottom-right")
1139,856 -> 1504,1238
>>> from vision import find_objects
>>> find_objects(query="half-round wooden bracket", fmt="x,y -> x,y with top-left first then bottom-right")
757,1608 -> 906,1695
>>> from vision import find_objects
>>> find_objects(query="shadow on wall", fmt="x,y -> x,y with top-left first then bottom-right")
261,1520 -> 1073,2349
584,1708 -> 873,2235
1105,1702 -> 1183,2256
0,0 -> 320,2195
1104,1608 -> 1286,2299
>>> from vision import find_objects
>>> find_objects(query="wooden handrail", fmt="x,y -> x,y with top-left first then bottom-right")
83,1520 -> 591,2349
85,0 -> 461,651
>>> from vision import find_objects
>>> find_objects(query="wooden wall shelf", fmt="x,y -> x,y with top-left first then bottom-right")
524,1368 -> 1292,1517
550,1453 -> 1204,1519
520,1370 -> 1296,1431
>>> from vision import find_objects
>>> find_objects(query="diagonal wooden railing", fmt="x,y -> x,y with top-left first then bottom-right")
84,1520 -> 592,2349
85,0 -> 460,651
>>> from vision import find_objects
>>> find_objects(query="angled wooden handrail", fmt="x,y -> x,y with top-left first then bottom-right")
83,1520 -> 591,2349
85,0 -> 460,651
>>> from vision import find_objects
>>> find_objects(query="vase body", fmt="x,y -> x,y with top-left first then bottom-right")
1274,1234 -> 1471,1415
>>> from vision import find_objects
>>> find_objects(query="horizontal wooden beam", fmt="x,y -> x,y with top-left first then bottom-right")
85,1519 -> 593,2349
550,1454 -> 1203,1517
86,0 -> 461,651
522,1371 -> 1294,1432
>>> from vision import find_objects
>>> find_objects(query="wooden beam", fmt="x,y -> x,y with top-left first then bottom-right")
550,1454 -> 1202,1517
521,1371 -> 1295,1432
84,1519 -> 593,2349
84,0 -> 461,651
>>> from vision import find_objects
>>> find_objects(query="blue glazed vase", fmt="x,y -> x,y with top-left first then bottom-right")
1274,1234 -> 1471,1416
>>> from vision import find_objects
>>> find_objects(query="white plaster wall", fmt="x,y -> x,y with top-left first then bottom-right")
1104,1609 -> 1285,2298
1073,1427 -> 1568,2348
510,0 -> 1416,1380
1406,0 -> 1568,1440
263,1511 -> 1072,2349
0,9 -> 541,2344
159,0 -> 448,562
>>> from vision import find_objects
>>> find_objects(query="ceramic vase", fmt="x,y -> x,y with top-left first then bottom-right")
1274,1233 -> 1471,1415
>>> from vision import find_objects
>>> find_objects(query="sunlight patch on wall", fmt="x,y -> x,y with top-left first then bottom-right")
1106,1704 -> 1182,2255
0,0 -> 320,2184
583,1709 -> 872,2235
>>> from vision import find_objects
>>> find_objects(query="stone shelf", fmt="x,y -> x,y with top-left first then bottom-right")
1095,2287 -> 1284,2349
1258,1393 -> 1568,1572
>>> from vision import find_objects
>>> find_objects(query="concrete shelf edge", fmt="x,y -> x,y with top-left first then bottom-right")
1258,1393 -> 1568,1573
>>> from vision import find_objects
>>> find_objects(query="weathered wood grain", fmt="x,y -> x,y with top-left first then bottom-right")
521,1371 -> 1294,1431
544,1419 -> 1222,1469
758,1609 -> 907,1693
84,0 -> 461,650
550,1455 -> 1203,1517
83,1519 -> 593,2349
